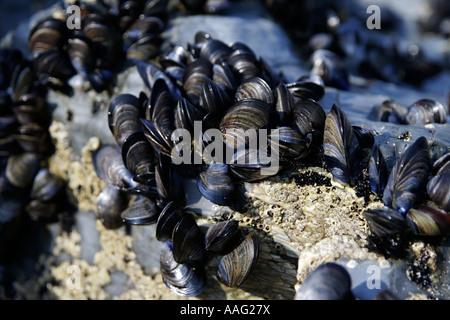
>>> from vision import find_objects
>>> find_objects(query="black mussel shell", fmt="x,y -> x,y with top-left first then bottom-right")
216,233 -> 259,288
160,242 -> 206,297
197,163 -> 235,206
172,214 -> 206,265
293,99 -> 325,140
96,185 -> 128,230
427,172 -> 450,211
407,204 -> 450,236
310,49 -> 349,90
199,38 -> 233,65
432,152 -> 450,175
121,195 -> 159,225
183,58 -> 212,106
205,220 -> 240,254
200,77 -> 231,115
229,148 -> 280,182
275,82 -> 295,126
141,118 -> 173,157
155,201 -> 184,242
30,168 -> 64,202
121,131 -> 156,185
5,152 -> 41,189
212,61 -> 237,95
219,98 -> 273,150
155,153 -> 184,207
295,262 -> 354,300
269,126 -> 309,161
404,99 -> 447,125
323,104 -> 362,187
377,99 -> 408,124
287,75 -> 325,102
234,76 -> 274,105
368,145 -> 389,196
226,47 -> 260,82
108,93 -> 141,147
92,144 -> 137,189
383,136 -> 431,215
363,207 -> 413,258
175,97 -> 205,133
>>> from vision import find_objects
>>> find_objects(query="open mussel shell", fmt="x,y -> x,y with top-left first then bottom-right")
121,131 -> 156,185
160,242 -> 206,297
197,163 -> 235,206
404,99 -> 447,125
427,172 -> 450,211
205,220 -> 240,254
216,233 -> 259,288
121,195 -> 159,225
234,76 -> 274,105
295,262 -> 354,300
407,204 -> 450,236
96,185 -> 128,230
92,144 -> 137,189
172,214 -> 206,265
155,201 -> 184,242
383,136 -> 431,215
108,93 -> 141,147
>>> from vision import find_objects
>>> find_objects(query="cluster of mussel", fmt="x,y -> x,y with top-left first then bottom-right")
363,136 -> 450,258
377,98 -> 448,125
92,30 -> 330,296
27,0 -> 169,93
0,48 -> 68,221
320,97 -> 450,258
0,47 -> 69,275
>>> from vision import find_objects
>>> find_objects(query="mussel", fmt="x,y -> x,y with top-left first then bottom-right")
160,242 -> 206,297
382,136 -> 431,215
216,233 -> 259,288
204,220 -> 240,254
197,163 -> 235,206
295,262 -> 354,300
121,195 -> 159,225
96,184 -> 128,230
